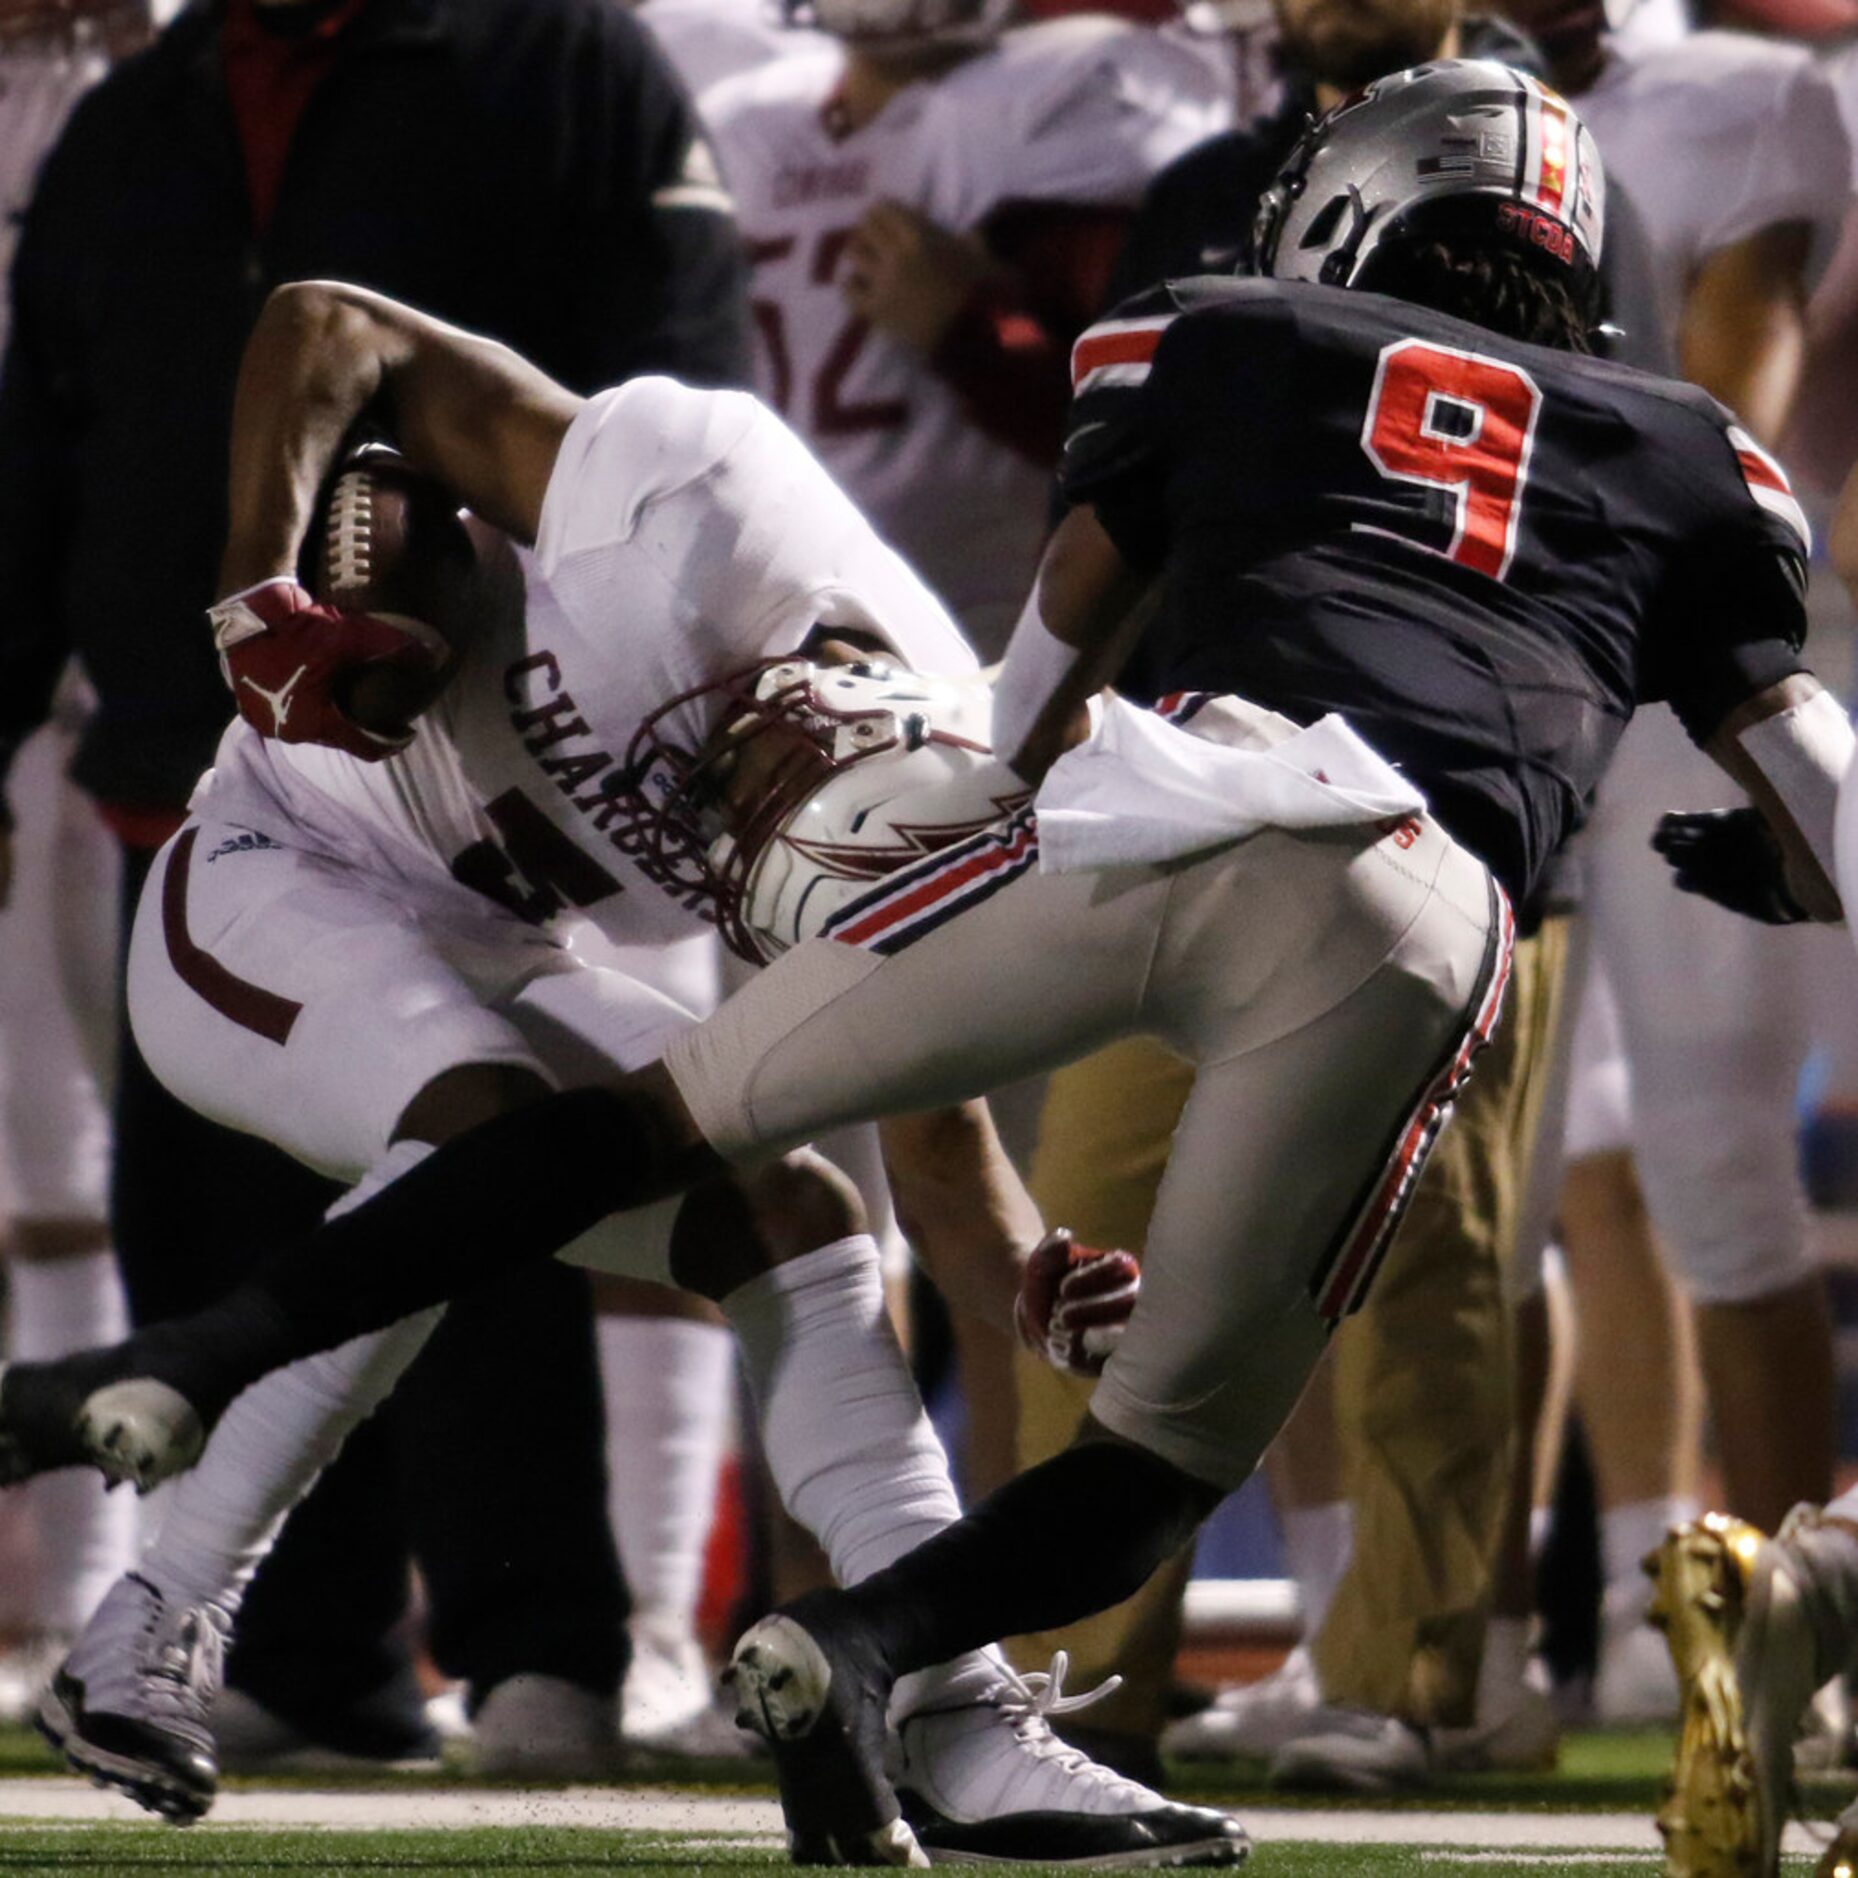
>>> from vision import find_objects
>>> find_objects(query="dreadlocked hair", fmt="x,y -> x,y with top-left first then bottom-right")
1357,240 -> 1598,355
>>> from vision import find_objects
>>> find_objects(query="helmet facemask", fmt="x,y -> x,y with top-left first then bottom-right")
618,656 -> 1002,961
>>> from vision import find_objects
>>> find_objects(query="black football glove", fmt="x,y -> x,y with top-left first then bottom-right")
1651,807 -> 1809,925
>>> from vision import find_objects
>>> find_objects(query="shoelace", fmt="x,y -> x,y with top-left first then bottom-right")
984,1652 -> 1144,1791
141,1600 -> 226,1740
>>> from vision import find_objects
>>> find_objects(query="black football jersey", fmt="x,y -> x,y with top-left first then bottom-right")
1060,277 -> 1811,905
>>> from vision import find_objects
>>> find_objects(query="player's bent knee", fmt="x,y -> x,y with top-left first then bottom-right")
742,1148 -> 867,1260
667,1149 -> 867,1299
392,1063 -> 555,1147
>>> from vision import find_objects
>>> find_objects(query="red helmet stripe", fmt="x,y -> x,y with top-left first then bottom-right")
1535,95 -> 1569,215
1071,317 -> 1174,393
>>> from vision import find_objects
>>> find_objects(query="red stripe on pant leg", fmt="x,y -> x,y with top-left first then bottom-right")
162,827 -> 304,1046
1315,889 -> 1516,1320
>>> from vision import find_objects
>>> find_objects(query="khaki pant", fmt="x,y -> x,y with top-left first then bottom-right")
1010,918 -> 1568,1733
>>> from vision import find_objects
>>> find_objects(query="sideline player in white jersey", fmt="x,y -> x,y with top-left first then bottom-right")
639,0 -> 829,111
0,685 -> 134,1721
1503,0 -> 1854,1560
6,281 -> 1241,1867
701,0 -> 1225,653
0,0 -> 147,1726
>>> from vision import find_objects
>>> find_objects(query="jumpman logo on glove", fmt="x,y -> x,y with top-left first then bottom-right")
239,664 -> 308,734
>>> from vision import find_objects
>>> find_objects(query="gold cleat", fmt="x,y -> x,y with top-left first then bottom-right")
1817,1827 -> 1858,1878
1647,1514 -> 1772,1877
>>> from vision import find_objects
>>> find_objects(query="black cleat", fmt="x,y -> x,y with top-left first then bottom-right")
727,1597 -> 927,1867
0,1353 -> 204,1493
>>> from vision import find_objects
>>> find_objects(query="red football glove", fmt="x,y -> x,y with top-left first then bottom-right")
208,577 -> 447,763
1014,1229 -> 1141,1377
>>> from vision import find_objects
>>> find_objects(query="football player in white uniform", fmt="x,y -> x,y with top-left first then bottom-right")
12,68 -> 1856,1873
0,291 -> 1245,1863
701,0 -> 1225,654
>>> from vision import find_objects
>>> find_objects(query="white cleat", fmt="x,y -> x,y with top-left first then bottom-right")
79,1381 -> 205,1492
1270,1709 -> 1430,1793
469,1673 -> 622,1779
1161,1646 -> 1322,1762
1596,1584 -> 1682,1727
896,1654 -> 1250,1865
622,1613 -> 757,1760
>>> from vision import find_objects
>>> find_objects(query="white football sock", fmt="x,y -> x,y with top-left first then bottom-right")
8,1247 -> 126,1362
8,1248 -> 135,1630
138,1143 -> 441,1612
1281,1501 -> 1353,1642
723,1235 -> 1002,1715
597,1313 -> 732,1627
1474,1616 -> 1533,1724
1603,1496 -> 1697,1609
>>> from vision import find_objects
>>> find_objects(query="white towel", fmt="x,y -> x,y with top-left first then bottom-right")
1034,695 -> 1427,874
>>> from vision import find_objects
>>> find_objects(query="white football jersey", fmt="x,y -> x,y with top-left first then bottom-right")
1605,0 -> 1690,56
702,17 -> 1227,654
193,378 -> 976,951
1580,33 -> 1851,344
642,0 -> 827,108
1162,3 -> 1281,132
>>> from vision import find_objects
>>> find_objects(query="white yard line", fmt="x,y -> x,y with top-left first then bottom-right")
0,1780 -> 784,1832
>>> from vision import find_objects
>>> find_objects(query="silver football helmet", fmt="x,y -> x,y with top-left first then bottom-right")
620,657 -> 1028,962
1254,59 -> 1605,293
782,0 -> 1010,52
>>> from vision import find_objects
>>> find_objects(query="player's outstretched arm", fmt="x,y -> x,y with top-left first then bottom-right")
992,505 -> 1154,785
219,282 -> 583,596
1683,674 -> 1855,922
880,1103 -> 1044,1334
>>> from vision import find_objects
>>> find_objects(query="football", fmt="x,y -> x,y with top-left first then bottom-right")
305,444 -> 523,659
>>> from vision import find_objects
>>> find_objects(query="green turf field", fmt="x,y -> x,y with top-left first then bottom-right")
0,1723 -> 1844,1876
0,1829 -> 1752,1876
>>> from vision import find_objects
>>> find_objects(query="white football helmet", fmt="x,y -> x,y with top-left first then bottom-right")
620,656 -> 1029,962
1254,60 -> 1604,293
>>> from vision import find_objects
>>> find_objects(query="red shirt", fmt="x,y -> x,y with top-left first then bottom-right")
221,0 -> 368,235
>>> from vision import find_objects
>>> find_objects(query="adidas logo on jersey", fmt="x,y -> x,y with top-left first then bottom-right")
205,832 -> 283,864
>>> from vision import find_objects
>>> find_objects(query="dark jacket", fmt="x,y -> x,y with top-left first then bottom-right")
0,0 -> 750,810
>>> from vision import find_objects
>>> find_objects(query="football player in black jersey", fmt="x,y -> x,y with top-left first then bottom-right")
0,61 -> 1849,1870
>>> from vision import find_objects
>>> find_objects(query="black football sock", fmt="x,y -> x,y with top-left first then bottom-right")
817,1438 -> 1220,1680
114,1086 -> 688,1424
